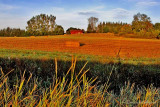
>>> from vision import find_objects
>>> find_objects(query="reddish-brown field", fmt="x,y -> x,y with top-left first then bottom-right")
0,33 -> 160,58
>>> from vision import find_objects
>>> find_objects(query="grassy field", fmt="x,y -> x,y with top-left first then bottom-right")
0,33 -> 160,65
0,48 -> 160,65
0,33 -> 160,59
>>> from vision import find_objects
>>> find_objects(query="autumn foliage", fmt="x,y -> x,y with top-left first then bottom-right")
88,13 -> 160,38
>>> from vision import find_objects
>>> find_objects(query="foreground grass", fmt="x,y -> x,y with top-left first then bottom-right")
0,58 -> 160,107
0,48 -> 160,65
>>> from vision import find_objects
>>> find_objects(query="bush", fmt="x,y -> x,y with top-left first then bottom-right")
119,32 -> 126,36
54,25 -> 64,35
134,30 -> 147,38
103,26 -> 109,33
134,30 -> 160,39
152,30 -> 160,38
120,24 -> 133,34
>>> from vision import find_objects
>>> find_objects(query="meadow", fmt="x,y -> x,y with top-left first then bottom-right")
0,33 -> 160,106
1,33 -> 160,59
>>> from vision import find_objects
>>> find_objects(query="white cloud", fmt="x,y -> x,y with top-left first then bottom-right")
110,8 -> 131,19
78,8 -> 135,24
0,3 -> 19,10
0,2 -> 158,31
29,6 -> 97,30
78,11 -> 98,17
0,13 -> 28,29
150,16 -> 160,24
0,3 -> 25,29
0,6 -> 136,30
124,0 -> 159,7
136,1 -> 159,7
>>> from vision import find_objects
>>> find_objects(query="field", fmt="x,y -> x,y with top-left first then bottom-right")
1,33 -> 160,106
0,33 -> 160,61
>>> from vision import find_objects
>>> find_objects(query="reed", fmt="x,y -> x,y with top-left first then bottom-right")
0,58 -> 159,106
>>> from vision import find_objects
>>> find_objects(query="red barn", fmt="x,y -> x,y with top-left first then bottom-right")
70,30 -> 83,34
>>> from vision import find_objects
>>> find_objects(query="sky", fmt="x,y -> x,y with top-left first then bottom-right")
0,0 -> 160,30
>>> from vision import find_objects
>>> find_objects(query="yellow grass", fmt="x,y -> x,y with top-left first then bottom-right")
0,58 -> 159,106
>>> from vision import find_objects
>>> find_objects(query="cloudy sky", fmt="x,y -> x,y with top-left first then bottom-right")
0,0 -> 160,30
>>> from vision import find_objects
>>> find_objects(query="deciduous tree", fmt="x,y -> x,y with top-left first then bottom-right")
26,14 -> 56,36
87,17 -> 98,33
54,25 -> 64,35
154,23 -> 160,30
132,13 -> 153,32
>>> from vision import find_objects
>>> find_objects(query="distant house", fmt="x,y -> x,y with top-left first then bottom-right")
70,30 -> 83,34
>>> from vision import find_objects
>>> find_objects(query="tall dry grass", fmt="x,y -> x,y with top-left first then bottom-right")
0,58 -> 160,107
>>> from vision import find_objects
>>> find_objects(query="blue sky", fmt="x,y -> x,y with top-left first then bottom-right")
0,0 -> 160,30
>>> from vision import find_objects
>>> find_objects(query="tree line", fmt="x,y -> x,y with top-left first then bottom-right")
0,14 -> 64,37
87,13 -> 160,38
0,27 -> 26,37
0,13 -> 160,38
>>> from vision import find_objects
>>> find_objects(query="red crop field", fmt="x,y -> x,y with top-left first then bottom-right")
0,33 -> 160,58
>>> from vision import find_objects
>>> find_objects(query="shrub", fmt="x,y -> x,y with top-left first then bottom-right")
119,32 -> 126,36
103,26 -> 109,33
